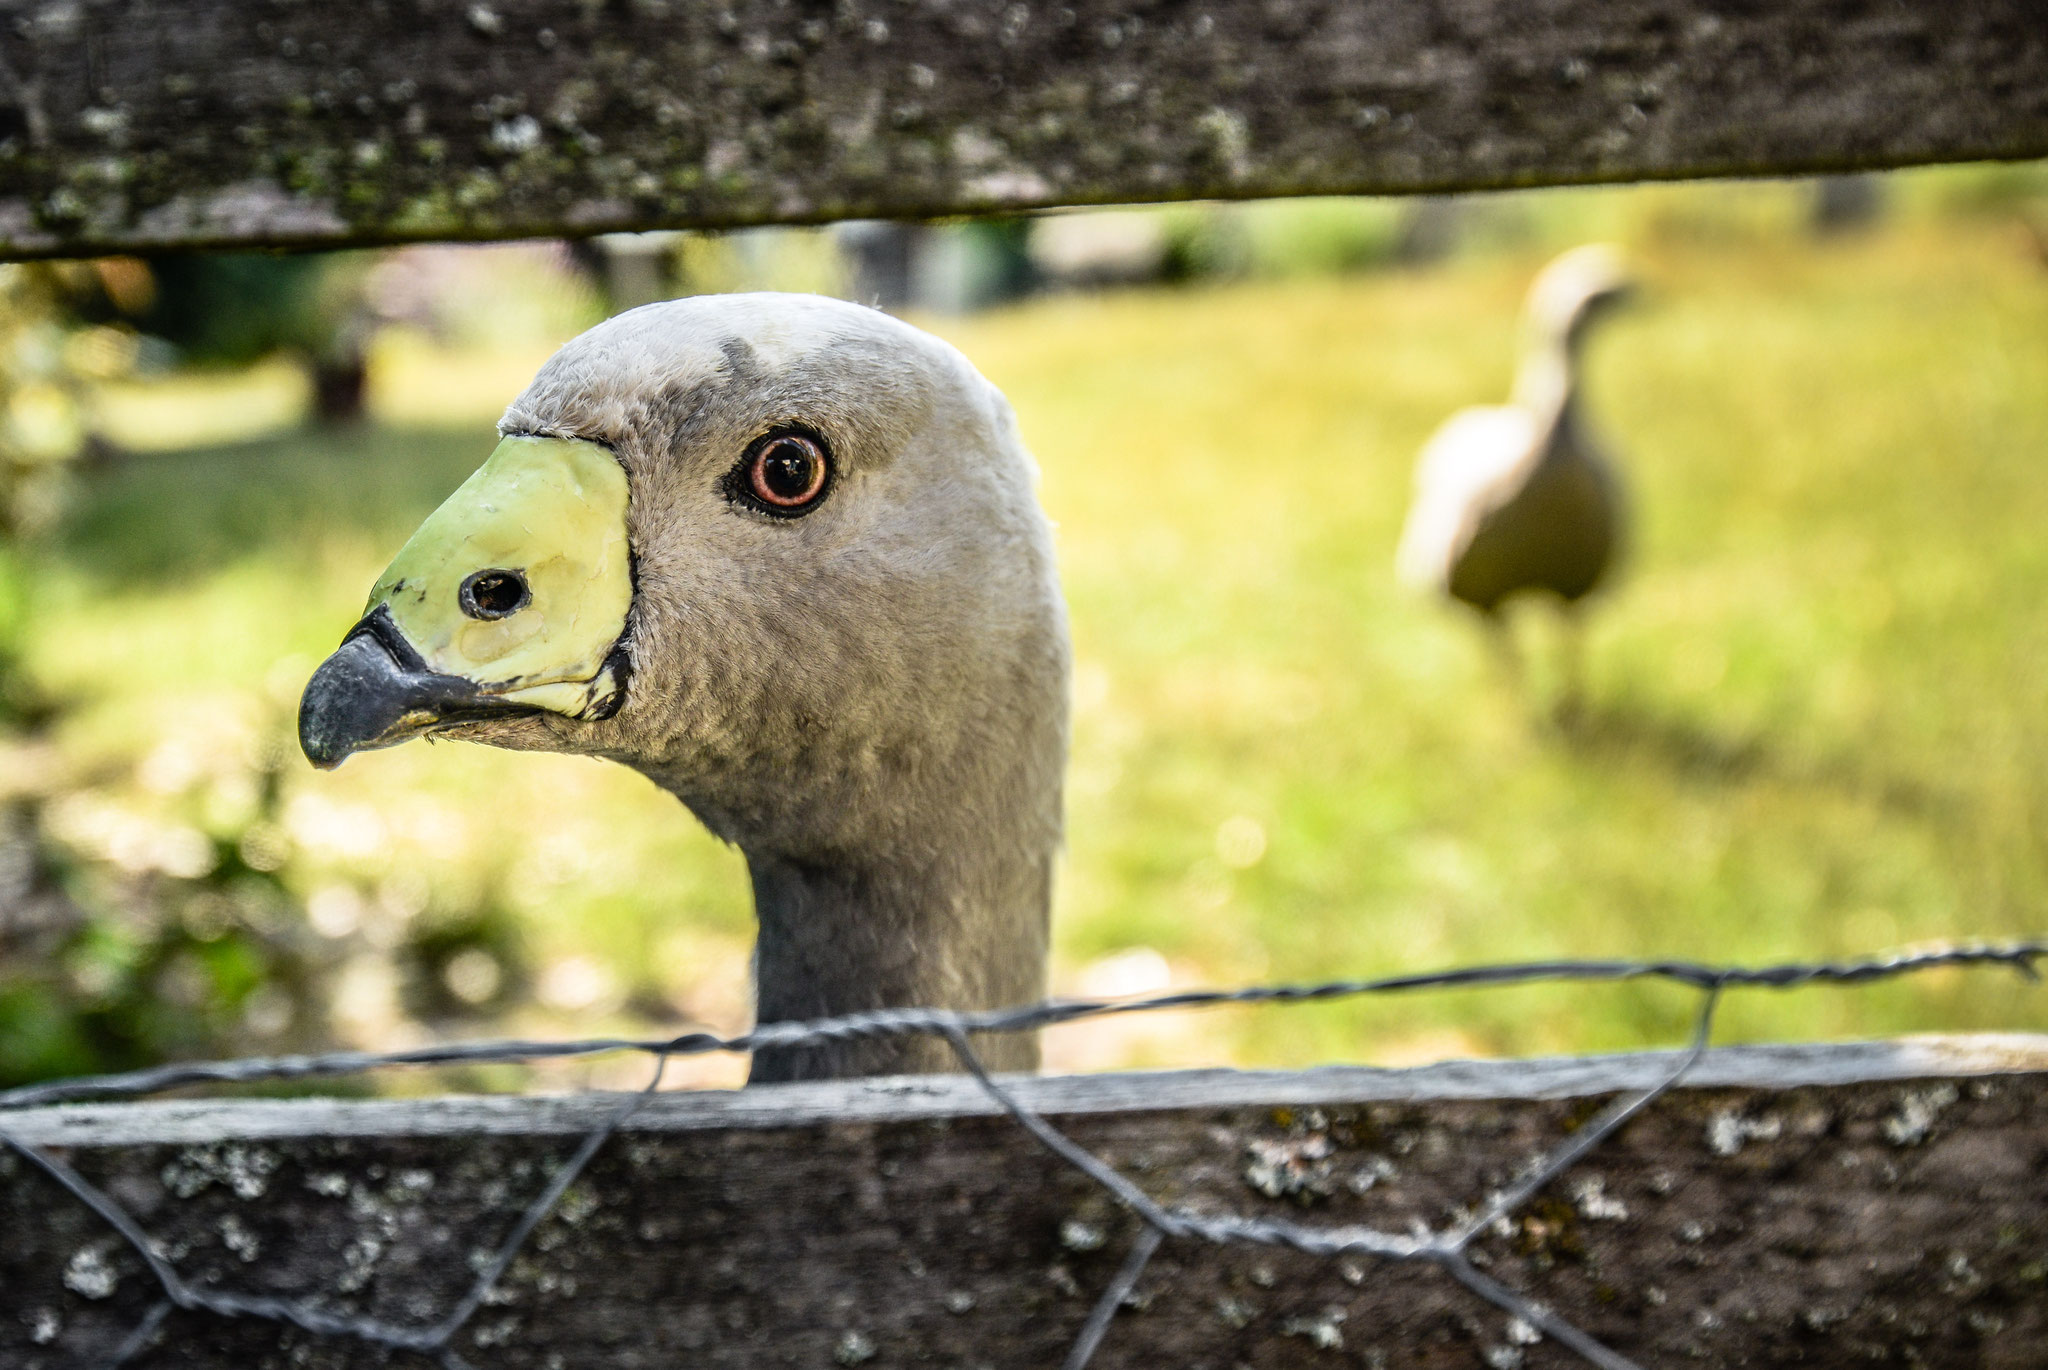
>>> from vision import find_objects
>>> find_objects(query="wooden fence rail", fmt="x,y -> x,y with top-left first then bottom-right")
0,0 -> 2043,258
4,1036 -> 2045,1367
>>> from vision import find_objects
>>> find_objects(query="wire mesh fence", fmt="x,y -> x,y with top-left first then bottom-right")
0,938 -> 2041,1370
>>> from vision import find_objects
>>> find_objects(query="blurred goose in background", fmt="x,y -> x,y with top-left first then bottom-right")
1395,244 -> 1636,704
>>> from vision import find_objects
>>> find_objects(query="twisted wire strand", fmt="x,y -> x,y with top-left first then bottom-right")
1452,987 -> 1722,1247
2,939 -> 2034,1110
935,987 -> 1724,1369
1060,1225 -> 1164,1370
0,938 -> 2036,1369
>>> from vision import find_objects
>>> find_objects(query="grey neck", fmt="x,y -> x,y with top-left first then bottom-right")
627,547 -> 1069,1084
745,837 -> 1052,1082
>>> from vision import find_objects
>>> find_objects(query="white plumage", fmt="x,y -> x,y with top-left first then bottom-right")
1397,245 -> 1635,652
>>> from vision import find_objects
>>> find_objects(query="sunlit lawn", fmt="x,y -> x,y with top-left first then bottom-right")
30,195 -> 2048,1080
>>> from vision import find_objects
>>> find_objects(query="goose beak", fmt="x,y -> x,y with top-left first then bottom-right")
299,608 -> 530,768
298,434 -> 635,769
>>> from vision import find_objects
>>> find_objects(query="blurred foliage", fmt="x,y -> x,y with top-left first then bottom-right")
0,260 -> 539,1088
124,253 -> 380,423
0,263 -> 316,1085
0,263 -> 133,532
398,895 -> 530,1027
135,255 -> 362,369
1,754 -> 313,1084
1128,162 -> 2048,289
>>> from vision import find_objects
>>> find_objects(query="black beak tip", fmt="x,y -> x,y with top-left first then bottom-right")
297,629 -> 419,771
298,612 -> 508,771
298,723 -> 350,771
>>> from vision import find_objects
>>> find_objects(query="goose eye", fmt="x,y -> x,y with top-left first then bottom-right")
746,433 -> 830,511
460,568 -> 531,620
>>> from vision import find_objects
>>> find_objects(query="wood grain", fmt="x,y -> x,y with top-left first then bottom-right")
3,1036 -> 2044,1367
0,0 -> 2042,257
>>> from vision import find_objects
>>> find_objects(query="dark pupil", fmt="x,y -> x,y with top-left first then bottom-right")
466,571 -> 527,618
762,443 -> 815,500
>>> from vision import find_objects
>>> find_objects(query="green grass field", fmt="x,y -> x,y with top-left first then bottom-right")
27,183 -> 2048,1080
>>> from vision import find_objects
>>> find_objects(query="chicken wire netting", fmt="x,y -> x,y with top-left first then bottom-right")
0,940 -> 2041,1369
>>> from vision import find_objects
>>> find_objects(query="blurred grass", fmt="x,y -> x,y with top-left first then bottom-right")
28,173 -> 2048,1076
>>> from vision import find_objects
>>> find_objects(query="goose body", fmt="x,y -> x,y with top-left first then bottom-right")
1396,246 -> 1633,619
300,294 -> 1069,1081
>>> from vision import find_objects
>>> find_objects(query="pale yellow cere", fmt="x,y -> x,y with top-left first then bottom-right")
366,434 -> 631,713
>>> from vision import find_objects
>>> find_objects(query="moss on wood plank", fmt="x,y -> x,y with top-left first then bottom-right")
2,1044 -> 2045,1366
0,0 -> 2043,257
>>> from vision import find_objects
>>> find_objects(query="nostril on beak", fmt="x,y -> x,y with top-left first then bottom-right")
460,568 -> 532,620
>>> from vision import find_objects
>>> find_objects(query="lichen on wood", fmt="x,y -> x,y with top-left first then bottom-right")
0,0 -> 2043,258
2,1040 -> 2045,1366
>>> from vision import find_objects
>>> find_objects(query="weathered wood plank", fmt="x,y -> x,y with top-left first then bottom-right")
0,0 -> 2042,259
3,1036 -> 2045,1367
10,1033 -> 2048,1145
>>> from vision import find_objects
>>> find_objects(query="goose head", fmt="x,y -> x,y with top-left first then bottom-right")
300,293 -> 1069,1080
1523,243 -> 1637,351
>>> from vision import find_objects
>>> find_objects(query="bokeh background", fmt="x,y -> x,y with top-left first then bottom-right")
0,164 -> 2044,1092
